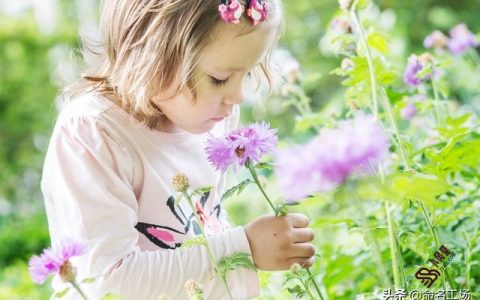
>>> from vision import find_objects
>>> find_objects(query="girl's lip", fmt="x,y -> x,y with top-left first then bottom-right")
210,117 -> 226,121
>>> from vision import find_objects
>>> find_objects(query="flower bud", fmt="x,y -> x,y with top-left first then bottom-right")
339,0 -> 353,10
172,173 -> 190,193
185,279 -> 204,298
59,260 -> 77,283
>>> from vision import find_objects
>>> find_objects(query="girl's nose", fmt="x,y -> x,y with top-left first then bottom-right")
223,85 -> 245,105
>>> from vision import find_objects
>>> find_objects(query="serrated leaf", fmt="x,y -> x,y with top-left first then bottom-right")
217,253 -> 256,279
221,179 -> 252,201
180,236 -> 207,248
54,287 -> 70,298
445,113 -> 471,128
367,32 -> 389,54
390,174 -> 450,206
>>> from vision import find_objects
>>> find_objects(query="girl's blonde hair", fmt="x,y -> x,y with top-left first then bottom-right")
61,0 -> 284,129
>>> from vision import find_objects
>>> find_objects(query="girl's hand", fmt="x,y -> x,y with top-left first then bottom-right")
243,213 -> 316,271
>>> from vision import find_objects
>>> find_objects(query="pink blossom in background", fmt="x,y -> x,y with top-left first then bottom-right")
447,23 -> 479,55
423,30 -> 449,52
401,102 -> 417,120
205,122 -> 277,172
275,115 -> 390,201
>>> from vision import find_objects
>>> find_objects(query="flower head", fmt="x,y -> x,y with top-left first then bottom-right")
185,279 -> 204,298
275,115 -> 389,201
423,30 -> 449,52
447,23 -> 479,55
403,53 -> 440,87
205,122 -> 277,172
403,54 -> 424,87
401,102 -> 417,120
28,239 -> 87,284
172,173 -> 190,193
331,17 -> 353,34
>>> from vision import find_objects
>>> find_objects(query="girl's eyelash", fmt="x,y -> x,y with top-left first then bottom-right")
210,76 -> 229,86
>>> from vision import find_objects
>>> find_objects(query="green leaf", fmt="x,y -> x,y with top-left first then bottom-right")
353,0 -> 372,9
286,285 -> 307,298
221,179 -> 252,202
255,162 -> 274,170
180,236 -> 207,248
367,32 -> 389,54
311,217 -> 356,228
81,277 -> 96,284
217,252 -> 256,279
390,174 -> 450,206
445,113 -> 472,128
192,186 -> 213,196
54,287 -> 70,298
101,293 -> 125,300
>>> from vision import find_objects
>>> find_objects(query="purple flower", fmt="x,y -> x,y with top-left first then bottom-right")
448,23 -> 479,55
28,239 -> 87,284
403,53 -> 440,87
205,122 -> 278,172
403,54 -> 424,87
423,30 -> 449,52
401,102 -> 417,120
275,115 -> 389,201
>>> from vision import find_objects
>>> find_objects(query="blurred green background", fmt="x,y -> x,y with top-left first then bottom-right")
1,0 -> 479,298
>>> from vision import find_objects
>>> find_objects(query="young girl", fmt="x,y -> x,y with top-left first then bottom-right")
41,0 -> 316,299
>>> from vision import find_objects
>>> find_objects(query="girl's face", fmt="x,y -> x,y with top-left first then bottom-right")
153,22 -> 278,134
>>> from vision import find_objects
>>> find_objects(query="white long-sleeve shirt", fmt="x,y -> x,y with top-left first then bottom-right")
41,91 -> 260,299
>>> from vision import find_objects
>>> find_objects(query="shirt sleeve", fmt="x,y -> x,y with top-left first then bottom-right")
41,114 -> 259,300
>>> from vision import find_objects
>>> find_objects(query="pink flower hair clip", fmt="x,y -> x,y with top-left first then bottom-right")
246,0 -> 270,26
218,0 -> 244,24
218,0 -> 270,26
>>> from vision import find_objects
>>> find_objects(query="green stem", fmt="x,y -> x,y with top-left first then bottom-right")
420,203 -> 456,290
463,225 -> 477,290
351,10 -> 379,120
70,280 -> 89,300
246,160 -> 277,213
306,268 -> 326,300
351,9 -> 402,289
183,192 -> 235,300
431,78 -> 443,124
395,234 -> 409,292
246,161 -> 326,299
352,195 -> 391,287
385,201 -> 402,289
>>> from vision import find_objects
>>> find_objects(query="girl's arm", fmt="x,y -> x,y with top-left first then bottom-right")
41,115 -> 259,300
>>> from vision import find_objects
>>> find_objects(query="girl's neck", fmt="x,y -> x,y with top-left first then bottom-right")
102,92 -> 181,134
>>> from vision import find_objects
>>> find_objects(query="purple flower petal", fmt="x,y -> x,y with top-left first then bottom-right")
401,102 -> 417,120
275,115 -> 389,201
205,122 -> 278,172
28,249 -> 60,284
448,23 -> 479,55
403,55 -> 423,87
28,238 -> 88,285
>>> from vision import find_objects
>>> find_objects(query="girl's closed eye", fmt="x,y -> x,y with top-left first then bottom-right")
209,72 -> 252,87
209,76 -> 230,87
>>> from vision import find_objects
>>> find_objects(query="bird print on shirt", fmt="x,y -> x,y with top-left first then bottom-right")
135,191 -> 222,249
